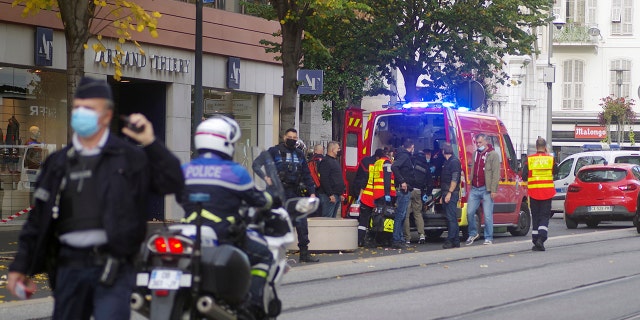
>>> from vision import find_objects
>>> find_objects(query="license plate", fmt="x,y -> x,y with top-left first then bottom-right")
588,206 -> 612,212
148,269 -> 182,290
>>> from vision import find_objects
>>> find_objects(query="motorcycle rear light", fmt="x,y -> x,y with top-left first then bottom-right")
154,237 -> 168,253
154,289 -> 170,297
619,184 -> 637,191
167,237 -> 184,254
149,235 -> 193,254
567,185 -> 581,192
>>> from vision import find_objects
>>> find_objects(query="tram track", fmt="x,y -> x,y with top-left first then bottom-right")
279,231 -> 640,317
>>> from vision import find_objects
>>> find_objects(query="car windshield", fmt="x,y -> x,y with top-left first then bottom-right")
577,168 -> 627,182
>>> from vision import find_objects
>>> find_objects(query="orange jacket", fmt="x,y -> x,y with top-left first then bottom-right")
361,156 -> 396,207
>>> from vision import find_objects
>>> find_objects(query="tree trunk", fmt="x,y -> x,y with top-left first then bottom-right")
400,69 -> 421,102
279,21 -> 304,133
58,0 -> 95,141
331,104 -> 345,142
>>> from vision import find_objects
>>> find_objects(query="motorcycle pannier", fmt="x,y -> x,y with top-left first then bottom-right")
200,244 -> 251,305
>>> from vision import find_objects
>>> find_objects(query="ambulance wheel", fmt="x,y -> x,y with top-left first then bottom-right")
425,230 -> 444,240
508,201 -> 531,236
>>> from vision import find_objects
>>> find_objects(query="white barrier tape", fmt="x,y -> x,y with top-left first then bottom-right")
0,206 -> 34,224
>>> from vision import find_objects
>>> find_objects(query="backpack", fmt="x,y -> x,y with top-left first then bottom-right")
308,158 -> 321,188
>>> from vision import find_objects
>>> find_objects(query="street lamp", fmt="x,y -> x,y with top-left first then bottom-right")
545,15 -> 565,150
193,0 -> 203,129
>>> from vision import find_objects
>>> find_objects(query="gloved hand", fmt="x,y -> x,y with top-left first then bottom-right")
429,166 -> 435,174
385,195 -> 391,203
422,193 -> 429,203
356,195 -> 361,204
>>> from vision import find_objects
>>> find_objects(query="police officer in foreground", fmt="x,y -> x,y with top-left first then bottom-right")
7,76 -> 184,319
181,116 -> 274,317
522,137 -> 557,252
257,128 -> 319,263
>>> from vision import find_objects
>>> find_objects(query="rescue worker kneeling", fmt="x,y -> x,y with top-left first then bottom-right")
360,150 -> 396,247
180,116 -> 274,318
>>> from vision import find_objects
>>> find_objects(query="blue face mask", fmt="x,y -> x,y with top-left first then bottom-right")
71,107 -> 101,137
477,145 -> 486,152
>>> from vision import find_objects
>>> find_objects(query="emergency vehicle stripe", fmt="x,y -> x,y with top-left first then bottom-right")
529,182 -> 554,189
186,179 -> 254,191
349,118 -> 354,127
354,118 -> 361,127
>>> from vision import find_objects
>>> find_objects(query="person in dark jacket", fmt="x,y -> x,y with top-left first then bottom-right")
440,142 -> 462,249
7,76 -> 184,320
255,128 -> 319,263
391,139 -> 416,249
404,149 -> 434,244
318,141 -> 345,218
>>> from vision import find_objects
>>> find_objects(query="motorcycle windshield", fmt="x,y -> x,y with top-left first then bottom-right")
251,148 -> 286,205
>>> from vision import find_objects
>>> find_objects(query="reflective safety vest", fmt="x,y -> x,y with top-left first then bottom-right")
182,209 -> 236,225
361,157 -> 396,207
527,153 -> 556,200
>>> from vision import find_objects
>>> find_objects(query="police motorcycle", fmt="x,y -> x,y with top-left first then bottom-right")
130,149 -> 319,320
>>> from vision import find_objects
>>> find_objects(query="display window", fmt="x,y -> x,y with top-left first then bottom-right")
0,66 -> 67,216
192,88 -> 258,163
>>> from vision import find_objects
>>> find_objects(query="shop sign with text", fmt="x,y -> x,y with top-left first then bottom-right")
575,126 -> 607,139
94,50 -> 190,74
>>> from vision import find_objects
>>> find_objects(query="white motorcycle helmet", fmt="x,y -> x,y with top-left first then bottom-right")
194,116 -> 240,158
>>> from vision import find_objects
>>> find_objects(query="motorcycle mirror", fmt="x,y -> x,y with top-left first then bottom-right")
295,197 -> 320,214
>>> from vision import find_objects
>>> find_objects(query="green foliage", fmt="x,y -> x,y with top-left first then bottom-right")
244,0 -> 372,132
598,95 -> 636,145
301,7 -> 389,121
362,0 -> 551,102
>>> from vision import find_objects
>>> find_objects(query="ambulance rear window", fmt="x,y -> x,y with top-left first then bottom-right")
372,113 -> 446,153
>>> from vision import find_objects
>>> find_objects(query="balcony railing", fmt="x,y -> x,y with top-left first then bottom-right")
554,23 -> 598,44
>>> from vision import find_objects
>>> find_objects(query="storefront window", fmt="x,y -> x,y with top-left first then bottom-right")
0,66 -> 67,217
192,88 -> 258,163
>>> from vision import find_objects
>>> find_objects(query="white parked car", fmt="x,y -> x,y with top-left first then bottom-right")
552,150 -> 640,214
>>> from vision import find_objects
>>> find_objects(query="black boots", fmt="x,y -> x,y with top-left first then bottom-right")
358,229 -> 366,247
299,246 -> 319,263
532,239 -> 546,251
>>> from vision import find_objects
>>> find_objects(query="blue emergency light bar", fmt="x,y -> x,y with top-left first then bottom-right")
400,101 -> 462,109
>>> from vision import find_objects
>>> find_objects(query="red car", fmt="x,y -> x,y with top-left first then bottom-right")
564,163 -> 640,229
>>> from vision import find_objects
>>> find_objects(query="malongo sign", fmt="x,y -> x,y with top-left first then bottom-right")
574,126 -> 607,139
94,49 -> 190,74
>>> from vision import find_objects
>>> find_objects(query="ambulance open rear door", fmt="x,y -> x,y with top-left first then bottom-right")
341,108 -> 363,217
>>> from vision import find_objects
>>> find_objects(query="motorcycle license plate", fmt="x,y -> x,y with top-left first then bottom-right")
148,269 -> 182,290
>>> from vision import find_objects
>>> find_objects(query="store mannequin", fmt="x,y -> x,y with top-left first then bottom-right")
26,126 -> 41,145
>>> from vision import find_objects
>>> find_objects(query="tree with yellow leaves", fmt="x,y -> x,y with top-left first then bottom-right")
11,0 -> 161,121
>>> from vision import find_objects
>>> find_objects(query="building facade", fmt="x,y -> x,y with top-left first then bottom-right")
363,0 -> 640,163
0,0 -> 283,220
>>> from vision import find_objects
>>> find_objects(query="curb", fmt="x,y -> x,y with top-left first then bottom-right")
281,227 -> 636,284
